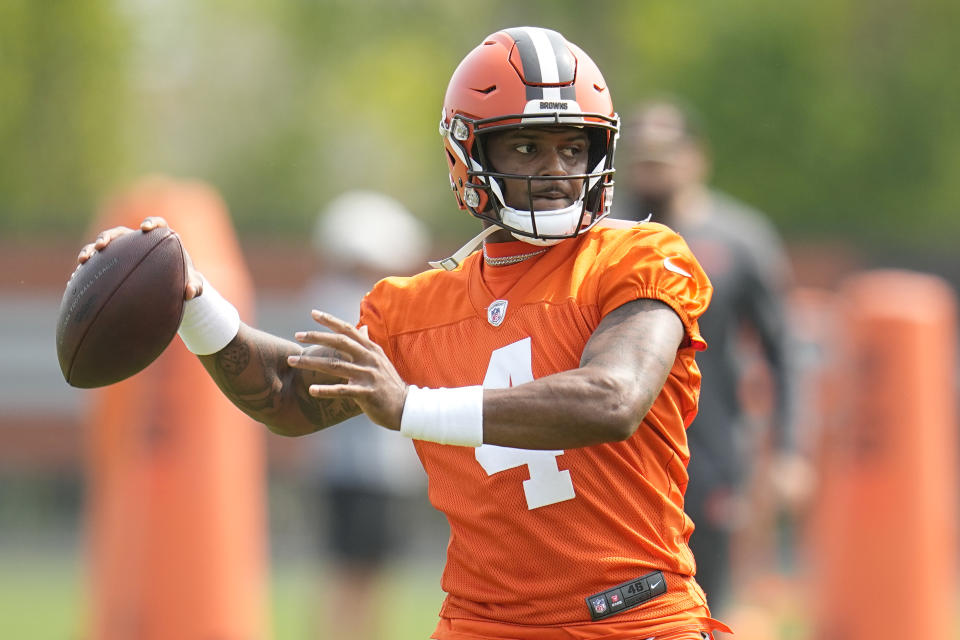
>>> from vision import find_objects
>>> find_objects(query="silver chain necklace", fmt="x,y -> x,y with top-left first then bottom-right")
482,245 -> 548,266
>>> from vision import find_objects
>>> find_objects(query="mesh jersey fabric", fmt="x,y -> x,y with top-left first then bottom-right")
359,220 -> 715,629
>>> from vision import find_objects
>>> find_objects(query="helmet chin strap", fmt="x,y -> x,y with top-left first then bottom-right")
486,172 -> 589,247
509,231 -> 563,247
428,171 -> 596,270
428,199 -> 588,271
500,200 -> 584,247
428,225 -> 500,271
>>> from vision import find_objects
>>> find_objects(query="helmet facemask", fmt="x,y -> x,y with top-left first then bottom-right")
445,113 -> 618,246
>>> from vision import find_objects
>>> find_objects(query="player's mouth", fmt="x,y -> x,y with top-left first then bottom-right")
529,188 -> 576,209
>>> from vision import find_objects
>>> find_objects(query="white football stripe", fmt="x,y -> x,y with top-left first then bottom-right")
527,27 -> 560,83
542,86 -> 563,100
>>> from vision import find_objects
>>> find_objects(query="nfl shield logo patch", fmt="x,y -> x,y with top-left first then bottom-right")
487,299 -> 508,327
590,596 -> 607,615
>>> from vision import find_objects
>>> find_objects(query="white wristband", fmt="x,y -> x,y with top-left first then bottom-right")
400,385 -> 484,447
177,276 -> 241,355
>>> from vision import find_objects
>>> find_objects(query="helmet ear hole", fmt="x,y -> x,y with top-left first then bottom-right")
470,132 -> 502,214
584,180 -> 606,215
586,128 -> 610,172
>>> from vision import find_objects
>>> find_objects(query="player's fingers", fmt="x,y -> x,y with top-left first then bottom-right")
77,242 -> 97,264
308,377 -> 407,430
78,226 -> 132,263
93,226 -> 135,251
288,354 -> 363,378
178,244 -> 203,301
294,330 -> 366,361
140,216 -> 169,231
184,271 -> 204,300
307,382 -> 364,399
355,323 -> 381,353
310,310 -> 375,347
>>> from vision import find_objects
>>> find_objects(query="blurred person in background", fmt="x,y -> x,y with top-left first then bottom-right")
616,98 -> 808,617
302,191 -> 430,640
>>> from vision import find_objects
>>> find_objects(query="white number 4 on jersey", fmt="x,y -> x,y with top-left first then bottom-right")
475,338 -> 576,510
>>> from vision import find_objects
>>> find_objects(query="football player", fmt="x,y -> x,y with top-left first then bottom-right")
79,27 -> 729,640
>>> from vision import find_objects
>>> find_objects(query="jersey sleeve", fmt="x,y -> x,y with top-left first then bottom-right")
596,224 -> 713,349
358,278 -> 395,362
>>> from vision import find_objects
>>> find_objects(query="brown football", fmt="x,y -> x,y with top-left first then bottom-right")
56,227 -> 187,388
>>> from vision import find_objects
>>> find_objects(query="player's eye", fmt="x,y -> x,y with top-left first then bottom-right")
560,145 -> 583,160
514,143 -> 535,154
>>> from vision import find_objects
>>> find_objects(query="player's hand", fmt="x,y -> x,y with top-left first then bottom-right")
288,311 -> 408,431
76,225 -> 136,264
76,216 -> 204,300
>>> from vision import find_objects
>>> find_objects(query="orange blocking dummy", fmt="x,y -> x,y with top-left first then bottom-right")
84,178 -> 266,640
811,269 -> 958,639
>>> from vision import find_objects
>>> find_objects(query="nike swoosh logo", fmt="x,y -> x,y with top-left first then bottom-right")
649,579 -> 662,589
663,257 -> 692,278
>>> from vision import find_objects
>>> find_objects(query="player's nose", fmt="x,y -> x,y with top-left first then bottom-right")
537,149 -> 568,176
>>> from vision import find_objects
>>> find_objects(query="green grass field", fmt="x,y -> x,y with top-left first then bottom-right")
0,546 -> 445,640
0,549 -> 84,640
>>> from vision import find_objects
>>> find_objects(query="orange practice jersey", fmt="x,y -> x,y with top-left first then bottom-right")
360,221 -> 715,632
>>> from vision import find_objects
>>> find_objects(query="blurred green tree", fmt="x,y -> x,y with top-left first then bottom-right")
0,0 -> 131,237
2,0 -> 956,251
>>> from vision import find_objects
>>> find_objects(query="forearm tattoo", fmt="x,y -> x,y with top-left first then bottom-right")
295,384 -> 360,426
212,340 -> 282,415
217,341 -> 250,376
209,336 -> 359,429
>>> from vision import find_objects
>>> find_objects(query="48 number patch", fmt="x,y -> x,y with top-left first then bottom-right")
585,570 -> 667,620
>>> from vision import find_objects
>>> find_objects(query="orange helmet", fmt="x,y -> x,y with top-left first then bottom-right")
440,27 -> 619,245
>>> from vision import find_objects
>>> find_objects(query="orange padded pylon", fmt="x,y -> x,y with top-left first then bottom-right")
811,269 -> 958,639
85,177 -> 266,640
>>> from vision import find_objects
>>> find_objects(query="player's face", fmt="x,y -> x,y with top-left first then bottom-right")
484,127 -> 589,211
